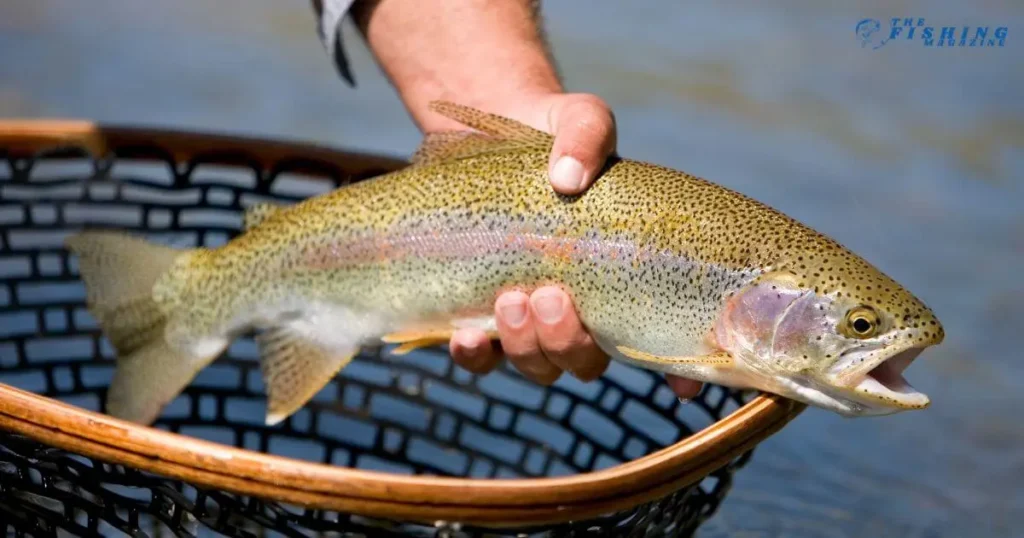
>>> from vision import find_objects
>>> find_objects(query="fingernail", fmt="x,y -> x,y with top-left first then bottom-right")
678,398 -> 691,405
460,339 -> 479,354
499,299 -> 528,328
551,156 -> 586,192
531,290 -> 564,324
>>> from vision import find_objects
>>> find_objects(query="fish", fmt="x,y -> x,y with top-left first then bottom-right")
64,101 -> 945,426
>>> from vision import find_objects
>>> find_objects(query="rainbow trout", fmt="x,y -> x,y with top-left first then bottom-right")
66,102 -> 944,426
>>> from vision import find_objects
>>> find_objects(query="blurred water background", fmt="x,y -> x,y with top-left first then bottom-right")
1,1 -> 1021,536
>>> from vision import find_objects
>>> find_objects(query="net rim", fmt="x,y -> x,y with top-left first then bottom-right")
0,119 -> 807,528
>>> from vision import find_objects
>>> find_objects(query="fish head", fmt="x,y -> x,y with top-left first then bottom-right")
716,263 -> 944,417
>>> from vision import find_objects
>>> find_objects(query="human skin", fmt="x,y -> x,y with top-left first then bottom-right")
348,0 -> 702,399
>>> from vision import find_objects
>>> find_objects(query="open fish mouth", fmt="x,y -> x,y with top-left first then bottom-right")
850,347 -> 930,409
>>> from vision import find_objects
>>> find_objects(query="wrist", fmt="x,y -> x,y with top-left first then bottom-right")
352,0 -> 563,133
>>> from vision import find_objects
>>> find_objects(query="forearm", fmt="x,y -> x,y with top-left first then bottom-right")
351,0 -> 563,132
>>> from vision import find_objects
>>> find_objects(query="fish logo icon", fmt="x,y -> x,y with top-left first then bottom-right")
856,18 -> 889,49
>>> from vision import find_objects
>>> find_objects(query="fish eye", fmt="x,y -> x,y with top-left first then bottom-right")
843,306 -> 880,338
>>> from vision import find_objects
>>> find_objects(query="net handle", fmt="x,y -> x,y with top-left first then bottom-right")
0,119 -> 807,527
0,119 -> 408,173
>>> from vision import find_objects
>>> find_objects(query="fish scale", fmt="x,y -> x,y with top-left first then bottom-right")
65,101 -> 944,426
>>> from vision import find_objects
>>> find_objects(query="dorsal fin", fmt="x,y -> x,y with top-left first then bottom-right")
429,101 -> 553,142
411,101 -> 554,166
243,202 -> 283,231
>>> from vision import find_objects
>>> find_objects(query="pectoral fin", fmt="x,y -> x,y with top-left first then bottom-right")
257,327 -> 357,425
382,328 -> 501,355
382,329 -> 454,355
616,346 -> 733,367
382,317 -> 500,355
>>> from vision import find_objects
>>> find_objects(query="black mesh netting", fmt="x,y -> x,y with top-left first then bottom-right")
0,139 -> 758,537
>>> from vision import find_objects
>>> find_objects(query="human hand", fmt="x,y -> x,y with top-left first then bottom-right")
446,93 -> 704,401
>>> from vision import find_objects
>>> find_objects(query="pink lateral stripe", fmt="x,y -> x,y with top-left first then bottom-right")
300,227 -> 669,269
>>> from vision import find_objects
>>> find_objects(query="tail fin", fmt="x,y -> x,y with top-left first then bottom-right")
65,231 -> 219,425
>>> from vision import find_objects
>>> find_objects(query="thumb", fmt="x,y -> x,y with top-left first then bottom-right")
545,94 -> 617,195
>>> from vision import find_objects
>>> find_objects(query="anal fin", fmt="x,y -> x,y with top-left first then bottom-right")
616,346 -> 733,367
257,326 -> 357,425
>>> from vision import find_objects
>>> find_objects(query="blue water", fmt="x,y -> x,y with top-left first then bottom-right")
1,1 -> 1021,536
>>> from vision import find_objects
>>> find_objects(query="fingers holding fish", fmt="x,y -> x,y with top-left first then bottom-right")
494,291 -> 563,385
544,93 -> 617,195
451,288 -> 701,398
449,327 -> 500,374
528,286 -> 610,382
666,375 -> 703,401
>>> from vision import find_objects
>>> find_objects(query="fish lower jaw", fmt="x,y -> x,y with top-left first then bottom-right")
849,373 -> 930,410
846,350 -> 930,411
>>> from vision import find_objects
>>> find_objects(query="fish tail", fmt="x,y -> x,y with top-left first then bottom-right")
65,230 -> 218,424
